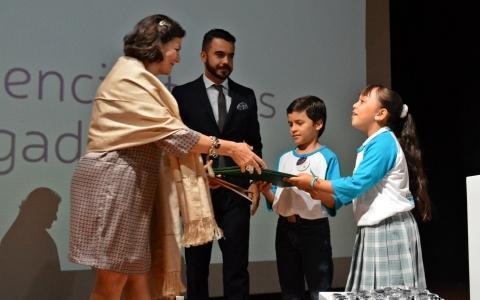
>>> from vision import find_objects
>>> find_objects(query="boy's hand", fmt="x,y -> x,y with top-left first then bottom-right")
249,182 -> 260,215
258,181 -> 273,195
258,181 -> 274,205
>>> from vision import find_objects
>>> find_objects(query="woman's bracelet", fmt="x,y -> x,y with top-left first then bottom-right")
309,175 -> 319,189
208,136 -> 220,159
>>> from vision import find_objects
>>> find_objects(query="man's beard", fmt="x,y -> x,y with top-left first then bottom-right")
205,59 -> 232,81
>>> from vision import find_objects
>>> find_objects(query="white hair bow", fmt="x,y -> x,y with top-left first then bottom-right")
400,104 -> 408,119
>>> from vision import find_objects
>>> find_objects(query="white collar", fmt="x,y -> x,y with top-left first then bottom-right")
361,127 -> 391,147
203,74 -> 228,91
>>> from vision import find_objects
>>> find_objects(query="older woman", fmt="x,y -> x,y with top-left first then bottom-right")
68,14 -> 264,300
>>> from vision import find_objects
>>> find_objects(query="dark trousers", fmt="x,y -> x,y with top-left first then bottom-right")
185,189 -> 251,299
275,216 -> 333,300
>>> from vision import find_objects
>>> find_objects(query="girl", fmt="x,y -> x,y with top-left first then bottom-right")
286,85 -> 431,292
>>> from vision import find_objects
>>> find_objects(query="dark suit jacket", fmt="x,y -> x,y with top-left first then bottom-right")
172,76 -> 262,188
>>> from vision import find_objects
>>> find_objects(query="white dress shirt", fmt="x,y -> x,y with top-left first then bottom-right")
203,74 -> 232,123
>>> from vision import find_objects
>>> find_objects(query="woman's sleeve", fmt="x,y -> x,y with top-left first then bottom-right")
156,128 -> 201,156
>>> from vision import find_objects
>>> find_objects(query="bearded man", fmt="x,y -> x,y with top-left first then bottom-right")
172,28 -> 263,299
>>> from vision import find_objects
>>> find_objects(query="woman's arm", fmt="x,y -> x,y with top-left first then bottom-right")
157,129 -> 265,173
190,134 -> 266,173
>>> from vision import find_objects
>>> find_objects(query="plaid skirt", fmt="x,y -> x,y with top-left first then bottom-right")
345,211 -> 426,292
69,143 -> 159,273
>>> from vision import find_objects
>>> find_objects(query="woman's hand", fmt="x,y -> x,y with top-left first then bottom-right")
191,135 -> 266,173
229,142 -> 266,174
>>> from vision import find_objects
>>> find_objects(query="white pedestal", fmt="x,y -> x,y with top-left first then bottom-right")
467,175 -> 480,300
319,292 -> 341,300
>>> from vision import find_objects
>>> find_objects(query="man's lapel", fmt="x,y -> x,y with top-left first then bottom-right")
224,78 -> 242,130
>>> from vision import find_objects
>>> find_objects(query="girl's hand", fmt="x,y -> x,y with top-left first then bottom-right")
285,174 -> 336,208
284,173 -> 313,191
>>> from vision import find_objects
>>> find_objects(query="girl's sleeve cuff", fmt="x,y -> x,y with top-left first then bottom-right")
264,198 -> 273,211
323,194 -> 343,217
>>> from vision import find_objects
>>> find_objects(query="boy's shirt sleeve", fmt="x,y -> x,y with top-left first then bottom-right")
330,134 -> 397,210
325,153 -> 341,180
323,152 -> 341,217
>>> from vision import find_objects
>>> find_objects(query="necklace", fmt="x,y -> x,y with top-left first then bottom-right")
296,156 -> 310,171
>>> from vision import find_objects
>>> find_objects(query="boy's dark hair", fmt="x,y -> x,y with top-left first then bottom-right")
202,29 -> 236,51
286,95 -> 327,138
361,84 -> 432,222
123,14 -> 185,63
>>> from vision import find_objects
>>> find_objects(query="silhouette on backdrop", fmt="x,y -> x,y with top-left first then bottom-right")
0,187 -> 62,299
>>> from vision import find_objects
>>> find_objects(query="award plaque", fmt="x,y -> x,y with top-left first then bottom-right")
213,166 -> 294,187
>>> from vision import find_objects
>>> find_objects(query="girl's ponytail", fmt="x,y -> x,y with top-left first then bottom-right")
397,114 -> 431,222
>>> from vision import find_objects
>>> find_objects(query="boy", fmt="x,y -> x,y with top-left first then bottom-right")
260,95 -> 340,299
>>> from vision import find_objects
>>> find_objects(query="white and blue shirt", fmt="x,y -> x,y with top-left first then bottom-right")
331,127 -> 415,226
272,146 -> 341,219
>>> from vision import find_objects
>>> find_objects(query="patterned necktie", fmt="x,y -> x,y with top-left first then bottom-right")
213,84 -> 227,131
